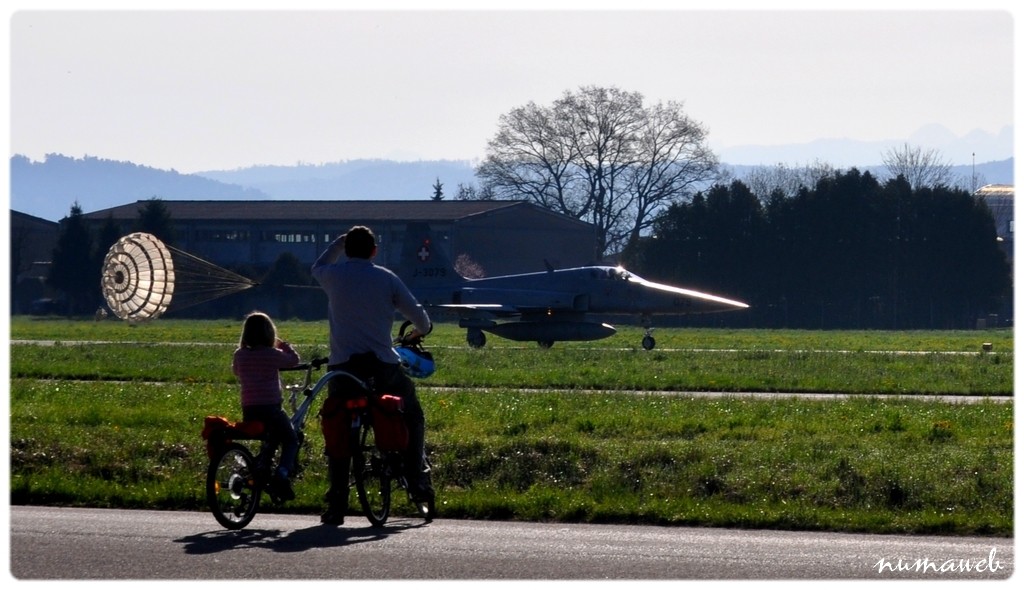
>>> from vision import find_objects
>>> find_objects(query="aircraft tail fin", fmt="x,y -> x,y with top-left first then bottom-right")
396,222 -> 465,296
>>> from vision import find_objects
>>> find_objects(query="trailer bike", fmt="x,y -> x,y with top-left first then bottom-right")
203,340 -> 435,530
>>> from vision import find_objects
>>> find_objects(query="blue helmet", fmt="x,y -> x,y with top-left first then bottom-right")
395,345 -> 435,378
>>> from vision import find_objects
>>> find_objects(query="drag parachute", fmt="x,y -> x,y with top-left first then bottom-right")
101,232 -> 257,322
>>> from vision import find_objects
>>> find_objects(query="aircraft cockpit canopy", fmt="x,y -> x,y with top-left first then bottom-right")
590,266 -> 635,281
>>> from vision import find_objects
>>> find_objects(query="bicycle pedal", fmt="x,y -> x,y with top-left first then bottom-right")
416,501 -> 434,522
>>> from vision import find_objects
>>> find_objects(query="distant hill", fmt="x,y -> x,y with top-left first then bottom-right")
10,154 -> 272,222
9,152 -> 1014,223
9,155 -> 482,222
717,124 -> 1015,169
196,159 -> 481,201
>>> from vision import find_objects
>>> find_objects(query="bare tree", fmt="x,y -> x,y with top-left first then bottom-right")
453,253 -> 486,278
478,85 -> 718,258
881,143 -> 954,190
454,182 -> 495,200
622,100 -> 719,248
477,101 -> 576,212
744,160 -> 837,202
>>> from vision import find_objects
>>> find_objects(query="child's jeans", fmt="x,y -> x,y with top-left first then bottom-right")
242,403 -> 299,477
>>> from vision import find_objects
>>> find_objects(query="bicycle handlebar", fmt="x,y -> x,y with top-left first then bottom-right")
280,357 -> 330,372
395,320 -> 427,347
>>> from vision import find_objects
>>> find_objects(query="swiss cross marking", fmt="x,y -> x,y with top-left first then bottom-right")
417,245 -> 431,262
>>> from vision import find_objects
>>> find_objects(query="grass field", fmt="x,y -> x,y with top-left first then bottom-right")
7,317 -> 1015,536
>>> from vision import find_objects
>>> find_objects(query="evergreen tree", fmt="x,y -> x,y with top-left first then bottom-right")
48,202 -> 99,315
261,252 -> 312,319
135,197 -> 175,245
95,214 -> 123,267
627,169 -> 1011,329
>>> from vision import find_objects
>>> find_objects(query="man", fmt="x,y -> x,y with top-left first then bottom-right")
311,226 -> 434,525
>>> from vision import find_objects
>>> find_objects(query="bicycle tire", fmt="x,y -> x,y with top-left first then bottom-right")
354,424 -> 392,527
206,442 -> 262,530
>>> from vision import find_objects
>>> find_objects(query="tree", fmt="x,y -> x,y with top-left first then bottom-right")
454,182 -> 495,201
135,197 -> 175,245
261,252 -> 313,319
94,214 -> 123,267
431,178 -> 444,201
743,160 -> 837,203
626,169 -> 1010,329
884,177 -> 1011,327
626,180 -> 766,302
477,85 -> 718,258
453,253 -> 486,278
881,143 -> 954,191
48,202 -> 99,315
89,215 -> 125,314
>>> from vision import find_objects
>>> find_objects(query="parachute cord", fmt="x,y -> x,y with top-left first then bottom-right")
162,244 -> 258,313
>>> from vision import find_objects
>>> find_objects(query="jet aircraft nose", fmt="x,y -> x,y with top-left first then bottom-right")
628,275 -> 749,312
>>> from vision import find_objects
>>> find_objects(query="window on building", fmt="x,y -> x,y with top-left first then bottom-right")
196,230 -> 250,241
262,231 -> 315,243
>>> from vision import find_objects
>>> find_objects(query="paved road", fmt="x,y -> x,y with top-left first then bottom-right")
8,506 -> 1014,580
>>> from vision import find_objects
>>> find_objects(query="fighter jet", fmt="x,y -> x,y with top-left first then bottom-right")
398,223 -> 749,349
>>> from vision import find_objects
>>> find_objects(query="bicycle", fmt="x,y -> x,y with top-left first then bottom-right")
202,356 -> 331,530
351,321 -> 437,526
203,350 -> 434,529
346,382 -> 436,527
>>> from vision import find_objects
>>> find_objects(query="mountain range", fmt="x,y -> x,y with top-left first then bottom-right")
9,128 -> 1014,223
716,123 -> 1014,169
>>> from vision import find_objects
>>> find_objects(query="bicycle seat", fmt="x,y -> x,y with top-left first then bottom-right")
202,415 -> 266,440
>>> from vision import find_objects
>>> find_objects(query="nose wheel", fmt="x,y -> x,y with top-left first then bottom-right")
466,329 -> 486,348
642,328 -> 656,350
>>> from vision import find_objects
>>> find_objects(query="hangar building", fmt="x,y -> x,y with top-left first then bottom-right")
80,199 -> 599,278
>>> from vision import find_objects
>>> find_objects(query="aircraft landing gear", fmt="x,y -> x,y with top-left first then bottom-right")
537,340 -> 554,349
467,328 -> 486,349
642,328 -> 656,351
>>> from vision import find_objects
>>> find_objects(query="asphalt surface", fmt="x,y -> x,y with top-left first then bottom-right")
8,505 -> 1015,581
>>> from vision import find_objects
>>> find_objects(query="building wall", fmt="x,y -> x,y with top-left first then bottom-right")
974,184 -> 1013,266
78,201 -> 597,278
10,211 -> 60,313
451,208 -> 598,276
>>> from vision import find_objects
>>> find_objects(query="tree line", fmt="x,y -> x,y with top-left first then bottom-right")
620,171 -> 1010,329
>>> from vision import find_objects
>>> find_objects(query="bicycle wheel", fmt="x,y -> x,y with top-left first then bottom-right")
354,424 -> 392,527
206,442 -> 262,530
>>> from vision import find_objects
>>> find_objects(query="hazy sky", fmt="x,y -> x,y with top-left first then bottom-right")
6,3 -> 1017,173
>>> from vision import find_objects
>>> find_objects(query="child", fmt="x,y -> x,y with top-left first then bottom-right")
232,311 -> 301,501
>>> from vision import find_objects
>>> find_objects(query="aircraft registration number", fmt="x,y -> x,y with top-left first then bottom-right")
414,267 -> 447,278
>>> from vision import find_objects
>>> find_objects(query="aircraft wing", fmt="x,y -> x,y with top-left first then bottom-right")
433,303 -> 520,316
431,302 -> 582,319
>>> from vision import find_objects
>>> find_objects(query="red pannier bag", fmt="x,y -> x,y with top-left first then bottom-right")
319,396 -> 355,459
201,415 -> 264,457
372,394 -> 409,452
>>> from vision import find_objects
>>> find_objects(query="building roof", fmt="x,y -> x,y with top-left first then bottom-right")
82,199 -> 530,223
11,209 -> 59,228
975,184 -> 1014,199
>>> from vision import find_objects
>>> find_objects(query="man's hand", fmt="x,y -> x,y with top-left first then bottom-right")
402,329 -> 426,345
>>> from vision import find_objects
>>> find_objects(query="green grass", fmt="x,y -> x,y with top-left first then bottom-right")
427,391 -> 1012,534
9,318 -> 1014,395
7,317 -> 1015,535
10,316 -> 1016,352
